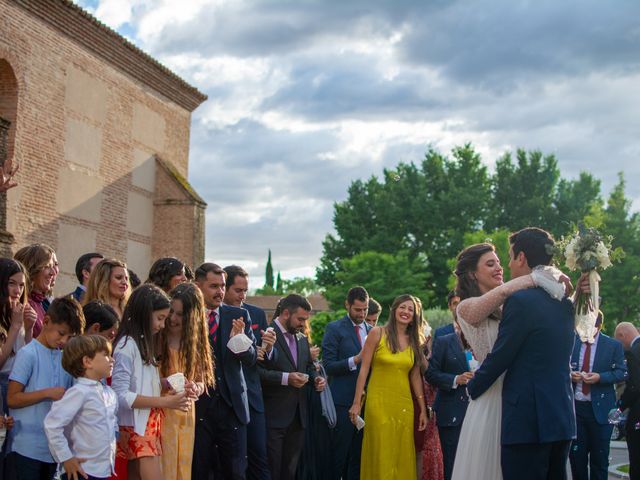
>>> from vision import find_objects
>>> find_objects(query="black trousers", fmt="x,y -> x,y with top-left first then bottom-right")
329,405 -> 363,480
627,420 -> 640,480
437,425 -> 463,480
569,400 -> 613,480
192,395 -> 248,480
247,406 -> 271,480
267,414 -> 305,480
502,440 -> 571,480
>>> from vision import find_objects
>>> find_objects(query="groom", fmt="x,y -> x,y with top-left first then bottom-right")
467,227 -> 576,480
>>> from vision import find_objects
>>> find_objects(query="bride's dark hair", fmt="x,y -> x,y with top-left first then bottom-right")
454,243 -> 501,320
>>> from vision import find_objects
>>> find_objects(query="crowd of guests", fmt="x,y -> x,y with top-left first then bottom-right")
0,240 -> 639,480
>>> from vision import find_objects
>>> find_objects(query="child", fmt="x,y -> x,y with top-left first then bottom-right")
83,300 -> 119,343
111,284 -> 190,480
44,335 -> 117,480
7,297 -> 84,480
159,283 -> 214,480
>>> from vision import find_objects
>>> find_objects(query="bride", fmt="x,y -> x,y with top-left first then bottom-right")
450,243 -> 565,480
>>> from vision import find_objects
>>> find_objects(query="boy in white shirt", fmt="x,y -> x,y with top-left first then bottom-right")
44,335 -> 118,480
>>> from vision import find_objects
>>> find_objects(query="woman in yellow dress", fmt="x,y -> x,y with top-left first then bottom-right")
349,294 -> 428,479
159,283 -> 215,480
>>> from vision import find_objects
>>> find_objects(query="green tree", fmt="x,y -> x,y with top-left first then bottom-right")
487,149 -> 561,232
323,250 -> 433,319
275,271 -> 282,294
317,144 -> 492,307
281,277 -> 322,296
310,310 -> 346,350
265,249 -> 274,290
597,174 -> 640,332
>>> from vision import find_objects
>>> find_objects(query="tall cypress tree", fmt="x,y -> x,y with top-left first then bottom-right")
276,271 -> 282,294
265,249 -> 274,289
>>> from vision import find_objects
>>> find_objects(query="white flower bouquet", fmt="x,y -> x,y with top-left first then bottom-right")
553,224 -> 624,342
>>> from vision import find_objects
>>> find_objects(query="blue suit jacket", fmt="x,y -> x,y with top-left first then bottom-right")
197,304 -> 257,425
242,302 -> 277,413
425,333 -> 470,427
571,333 -> 626,425
467,287 -> 576,445
67,286 -> 84,303
322,315 -> 371,407
434,323 -> 455,338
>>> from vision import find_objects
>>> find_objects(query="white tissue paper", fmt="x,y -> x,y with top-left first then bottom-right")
227,333 -> 253,354
166,372 -> 185,392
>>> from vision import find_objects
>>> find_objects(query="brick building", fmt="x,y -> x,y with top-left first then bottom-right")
0,0 -> 207,293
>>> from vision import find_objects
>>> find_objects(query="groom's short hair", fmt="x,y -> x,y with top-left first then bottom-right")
509,227 -> 554,268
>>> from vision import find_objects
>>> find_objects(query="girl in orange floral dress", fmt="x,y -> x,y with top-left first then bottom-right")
159,283 -> 214,480
111,284 -> 191,480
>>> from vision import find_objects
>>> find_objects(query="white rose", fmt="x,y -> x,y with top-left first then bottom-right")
596,242 -> 612,269
565,238 -> 578,270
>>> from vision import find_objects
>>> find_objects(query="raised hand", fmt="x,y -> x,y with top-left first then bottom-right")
163,390 -> 191,411
23,303 -> 37,332
260,328 -> 276,352
230,318 -> 245,338
9,303 -> 24,329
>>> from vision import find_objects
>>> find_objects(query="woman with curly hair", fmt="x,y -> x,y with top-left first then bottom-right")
146,258 -> 188,293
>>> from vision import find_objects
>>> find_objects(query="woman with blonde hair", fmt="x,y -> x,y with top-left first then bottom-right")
349,294 -> 428,479
84,259 -> 130,319
13,244 -> 56,338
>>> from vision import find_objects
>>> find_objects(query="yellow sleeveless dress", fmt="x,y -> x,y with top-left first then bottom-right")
361,333 -> 416,479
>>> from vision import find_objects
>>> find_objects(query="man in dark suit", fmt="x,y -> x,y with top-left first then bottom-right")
259,294 -> 326,480
615,322 -> 640,479
569,313 -> 626,480
433,290 -> 460,338
425,321 -> 473,480
224,265 -> 277,480
66,252 -> 103,302
193,262 -> 258,480
322,286 -> 371,480
468,227 -> 576,479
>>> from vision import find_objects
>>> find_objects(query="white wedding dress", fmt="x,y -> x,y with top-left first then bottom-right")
450,268 -> 565,480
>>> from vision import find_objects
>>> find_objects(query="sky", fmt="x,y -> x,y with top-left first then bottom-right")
76,0 -> 640,288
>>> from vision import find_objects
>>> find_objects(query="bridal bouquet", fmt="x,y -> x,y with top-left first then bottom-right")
553,224 -> 623,342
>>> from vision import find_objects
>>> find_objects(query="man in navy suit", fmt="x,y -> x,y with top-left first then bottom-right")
66,252 -> 103,302
433,290 -> 460,338
224,265 -> 277,480
569,312 -> 626,480
467,227 -> 576,480
193,263 -> 258,480
615,322 -> 640,479
322,286 -> 371,480
425,320 -> 473,480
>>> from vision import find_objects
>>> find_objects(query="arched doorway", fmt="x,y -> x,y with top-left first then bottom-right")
0,58 -> 18,256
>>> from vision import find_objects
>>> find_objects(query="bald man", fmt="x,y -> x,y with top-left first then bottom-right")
615,322 -> 640,479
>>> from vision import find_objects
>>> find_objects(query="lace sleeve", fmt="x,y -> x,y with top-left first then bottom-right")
456,275 -> 534,327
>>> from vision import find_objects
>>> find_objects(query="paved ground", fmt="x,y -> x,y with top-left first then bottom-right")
608,440 -> 629,479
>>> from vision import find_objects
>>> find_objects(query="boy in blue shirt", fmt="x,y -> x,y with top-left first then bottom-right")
7,297 -> 85,480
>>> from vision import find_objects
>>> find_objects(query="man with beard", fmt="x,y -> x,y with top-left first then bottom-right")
259,294 -> 326,480
322,286 -> 371,480
192,263 -> 258,480
223,265 -> 277,480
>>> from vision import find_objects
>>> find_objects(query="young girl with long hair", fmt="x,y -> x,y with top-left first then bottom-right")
350,294 -> 428,479
111,284 -> 190,480
84,259 -> 130,319
158,283 -> 214,480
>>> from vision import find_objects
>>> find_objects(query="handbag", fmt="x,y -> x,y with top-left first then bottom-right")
318,363 -> 337,428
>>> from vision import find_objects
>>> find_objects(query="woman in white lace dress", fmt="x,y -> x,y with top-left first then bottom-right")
450,243 -> 564,480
